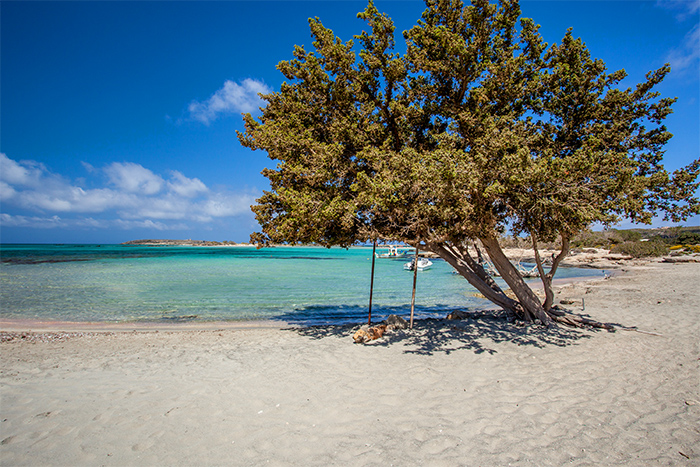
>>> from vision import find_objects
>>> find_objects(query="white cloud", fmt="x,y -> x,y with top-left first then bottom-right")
105,162 -> 164,195
187,78 -> 271,124
2,153 -> 128,213
201,192 -> 256,218
667,23 -> 700,72
0,153 -> 32,185
0,181 -> 17,201
119,194 -> 190,220
81,161 -> 97,173
168,171 -> 208,198
0,153 -> 258,232
0,213 -> 189,231
657,0 -> 700,20
0,213 -> 66,229
114,219 -> 188,231
0,153 -> 50,188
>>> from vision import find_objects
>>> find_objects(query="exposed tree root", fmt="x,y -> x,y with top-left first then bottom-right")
545,306 -> 615,330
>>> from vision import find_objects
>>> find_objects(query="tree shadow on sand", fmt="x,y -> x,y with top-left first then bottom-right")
287,309 -> 617,356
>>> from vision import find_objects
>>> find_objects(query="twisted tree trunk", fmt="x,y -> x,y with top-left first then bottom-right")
480,235 -> 553,326
430,236 -> 605,329
532,233 -> 570,312
429,242 -> 520,318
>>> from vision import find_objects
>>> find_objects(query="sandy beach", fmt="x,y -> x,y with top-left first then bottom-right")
1,261 -> 699,466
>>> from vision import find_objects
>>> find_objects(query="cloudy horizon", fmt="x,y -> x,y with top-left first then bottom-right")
1,153 -> 258,242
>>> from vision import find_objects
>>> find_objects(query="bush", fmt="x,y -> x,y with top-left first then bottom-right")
616,229 -> 642,242
571,230 -> 612,248
610,241 -> 668,258
677,232 -> 700,245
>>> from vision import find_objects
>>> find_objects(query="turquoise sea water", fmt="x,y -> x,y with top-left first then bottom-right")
0,244 -> 602,325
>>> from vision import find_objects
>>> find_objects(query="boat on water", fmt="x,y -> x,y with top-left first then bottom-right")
404,257 -> 433,271
375,245 -> 414,259
483,260 -> 539,278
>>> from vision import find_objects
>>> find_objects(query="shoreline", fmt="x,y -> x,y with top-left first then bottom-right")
1,261 -> 698,465
0,270 -> 611,334
0,318 -> 288,334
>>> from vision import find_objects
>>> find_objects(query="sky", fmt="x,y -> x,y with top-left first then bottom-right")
1,0 -> 699,244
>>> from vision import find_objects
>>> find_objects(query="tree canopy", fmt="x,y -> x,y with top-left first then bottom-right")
238,0 -> 700,325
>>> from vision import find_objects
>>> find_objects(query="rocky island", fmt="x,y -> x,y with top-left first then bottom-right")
122,239 -> 242,247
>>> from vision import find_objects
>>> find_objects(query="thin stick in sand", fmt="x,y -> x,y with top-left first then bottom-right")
368,239 -> 377,325
410,247 -> 419,329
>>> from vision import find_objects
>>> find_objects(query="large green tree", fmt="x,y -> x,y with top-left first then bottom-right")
239,0 -> 700,325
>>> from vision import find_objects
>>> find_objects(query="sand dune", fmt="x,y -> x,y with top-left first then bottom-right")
1,262 -> 698,465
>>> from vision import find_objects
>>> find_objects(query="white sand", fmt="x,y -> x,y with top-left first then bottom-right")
1,262 -> 699,466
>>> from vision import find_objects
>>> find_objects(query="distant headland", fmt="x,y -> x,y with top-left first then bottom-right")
122,239 -> 248,247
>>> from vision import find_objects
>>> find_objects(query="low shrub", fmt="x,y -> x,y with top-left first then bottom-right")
677,232 -> 700,245
610,241 -> 668,258
616,229 -> 642,242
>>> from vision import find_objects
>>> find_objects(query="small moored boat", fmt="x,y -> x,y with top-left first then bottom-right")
375,245 -> 413,258
404,257 -> 433,271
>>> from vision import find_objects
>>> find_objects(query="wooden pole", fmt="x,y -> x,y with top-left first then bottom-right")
409,247 -> 419,329
368,240 -> 377,325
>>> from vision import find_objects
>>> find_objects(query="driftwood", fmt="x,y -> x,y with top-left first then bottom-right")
545,306 -> 615,330
446,305 -> 617,331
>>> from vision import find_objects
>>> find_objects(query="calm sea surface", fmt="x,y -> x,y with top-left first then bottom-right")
0,244 -> 602,325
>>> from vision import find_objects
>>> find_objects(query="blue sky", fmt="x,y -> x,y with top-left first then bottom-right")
1,0 -> 698,244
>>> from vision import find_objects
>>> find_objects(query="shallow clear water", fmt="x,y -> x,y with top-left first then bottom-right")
0,244 -> 602,325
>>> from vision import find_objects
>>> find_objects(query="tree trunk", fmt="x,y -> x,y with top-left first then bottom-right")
532,233 -> 570,312
480,235 -> 553,326
445,243 -> 505,296
429,242 -> 520,316
430,237 -> 608,330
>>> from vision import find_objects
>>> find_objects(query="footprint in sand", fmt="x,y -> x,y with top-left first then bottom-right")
132,440 -> 154,452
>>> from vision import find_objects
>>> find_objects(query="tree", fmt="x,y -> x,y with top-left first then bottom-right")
238,0 -> 700,326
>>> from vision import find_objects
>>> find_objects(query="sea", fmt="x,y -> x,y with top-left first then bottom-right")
0,244 -> 603,326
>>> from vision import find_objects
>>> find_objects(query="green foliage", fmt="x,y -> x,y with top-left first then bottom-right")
677,232 -> 700,245
240,0 -> 698,249
616,229 -> 643,242
570,229 -> 620,248
610,241 -> 668,258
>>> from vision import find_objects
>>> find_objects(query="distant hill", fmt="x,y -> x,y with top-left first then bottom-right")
122,239 -> 239,246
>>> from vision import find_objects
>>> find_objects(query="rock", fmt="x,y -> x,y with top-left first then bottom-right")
663,256 -> 700,263
385,314 -> 408,330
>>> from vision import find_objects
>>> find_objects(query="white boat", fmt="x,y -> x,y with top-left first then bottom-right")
484,260 -> 539,278
404,257 -> 433,271
375,245 -> 413,258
